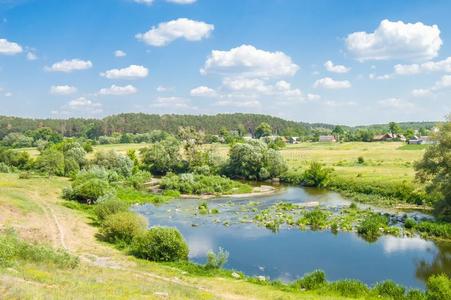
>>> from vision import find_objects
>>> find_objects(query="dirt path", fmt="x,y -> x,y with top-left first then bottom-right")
25,181 -> 251,300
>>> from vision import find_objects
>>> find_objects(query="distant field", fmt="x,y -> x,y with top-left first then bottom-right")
18,141 -> 426,186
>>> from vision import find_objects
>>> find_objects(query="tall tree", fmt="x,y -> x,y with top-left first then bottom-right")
415,116 -> 451,221
389,122 -> 401,135
255,122 -> 272,139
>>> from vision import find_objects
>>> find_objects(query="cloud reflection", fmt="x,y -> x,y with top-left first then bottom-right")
382,236 -> 434,254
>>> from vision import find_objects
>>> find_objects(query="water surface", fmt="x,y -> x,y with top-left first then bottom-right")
133,187 -> 450,289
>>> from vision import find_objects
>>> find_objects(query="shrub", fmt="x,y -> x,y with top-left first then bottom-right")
357,214 -> 388,242
35,148 -> 65,176
327,279 -> 369,298
301,209 -> 328,230
295,270 -> 326,290
415,221 -> 451,239
131,227 -> 189,262
405,289 -> 426,300
303,162 -> 333,187
426,274 -> 451,300
373,280 -> 405,299
404,217 -> 417,229
0,230 -> 78,268
92,150 -> 134,178
140,138 -> 182,175
100,212 -> 147,245
125,170 -> 151,190
64,168 -> 113,203
205,247 -> 229,269
357,156 -> 365,164
18,171 -> 32,179
0,162 -> 10,173
94,196 -> 129,222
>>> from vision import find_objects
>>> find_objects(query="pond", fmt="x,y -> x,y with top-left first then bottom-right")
133,187 -> 450,289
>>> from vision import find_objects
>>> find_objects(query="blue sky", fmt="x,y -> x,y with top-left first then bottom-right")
0,0 -> 450,125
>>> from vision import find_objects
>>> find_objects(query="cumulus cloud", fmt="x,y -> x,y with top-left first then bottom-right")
410,74 -> 451,97
394,57 -> 451,75
378,97 -> 415,110
0,38 -> 22,55
26,52 -> 37,61
314,77 -> 351,89
201,44 -> 299,78
114,50 -> 127,57
47,59 -> 93,73
133,0 -> 154,5
324,60 -> 350,73
190,86 -> 216,97
99,84 -> 137,96
346,19 -> 442,61
151,96 -> 192,108
50,85 -> 77,95
68,97 -> 102,113
136,18 -> 214,47
101,65 -> 148,79
369,73 -> 393,80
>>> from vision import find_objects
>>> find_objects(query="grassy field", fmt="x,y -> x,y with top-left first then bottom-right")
0,173 -> 363,299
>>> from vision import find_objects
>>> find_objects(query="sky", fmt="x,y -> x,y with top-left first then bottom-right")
0,0 -> 450,125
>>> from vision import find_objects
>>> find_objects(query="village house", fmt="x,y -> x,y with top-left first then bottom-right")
319,135 -> 336,143
288,136 -> 300,144
372,133 -> 406,142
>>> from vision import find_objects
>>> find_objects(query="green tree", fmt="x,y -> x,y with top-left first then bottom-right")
140,138 -> 182,175
415,117 -> 451,221
255,122 -> 272,139
35,148 -> 65,176
389,122 -> 401,135
332,126 -> 345,141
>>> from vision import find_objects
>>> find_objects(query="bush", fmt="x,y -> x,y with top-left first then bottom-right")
0,162 -> 10,173
100,212 -> 147,245
357,214 -> 388,242
373,280 -> 405,299
301,209 -> 328,230
64,168 -> 113,203
303,162 -> 333,187
35,148 -> 65,176
92,150 -> 134,178
327,279 -> 369,298
426,274 -> 451,300
405,289 -> 426,300
415,221 -> 451,239
205,247 -> 229,269
94,196 -> 129,222
295,270 -> 326,290
404,217 -> 417,229
125,170 -> 151,190
0,230 -> 78,268
18,171 -> 32,179
131,227 -> 189,262
357,156 -> 365,164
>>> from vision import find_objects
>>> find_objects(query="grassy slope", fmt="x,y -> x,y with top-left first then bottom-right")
0,173 -> 359,300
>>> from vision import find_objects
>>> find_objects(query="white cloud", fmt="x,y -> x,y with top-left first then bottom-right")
382,237 -> 433,254
324,60 -> 350,73
99,84 -> 137,96
50,85 -> 77,95
136,18 -> 214,47
314,77 -> 351,89
307,93 -> 321,101
114,50 -> 127,57
378,97 -> 415,110
156,85 -> 172,92
26,52 -> 37,61
433,74 -> 451,89
215,99 -> 261,108
101,65 -> 148,79
0,38 -> 22,55
68,97 -> 102,112
369,73 -> 393,80
201,44 -> 299,78
190,86 -> 216,97
134,0 -> 154,5
47,59 -> 92,73
346,19 -> 442,61
166,0 -> 196,4
323,100 -> 356,107
151,96 -> 192,108
411,88 -> 432,97
223,77 -> 271,93
394,57 -> 451,75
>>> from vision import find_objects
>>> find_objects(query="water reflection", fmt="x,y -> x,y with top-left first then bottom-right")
134,186 -> 449,289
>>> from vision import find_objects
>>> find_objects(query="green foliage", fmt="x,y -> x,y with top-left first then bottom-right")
415,221 -> 451,239
226,140 -> 287,180
94,196 -> 129,222
205,247 -> 229,269
100,212 -> 147,245
160,173 -> 252,195
303,162 -> 333,187
35,148 -> 65,176
131,227 -> 189,262
255,122 -> 272,139
116,186 -> 171,204
92,150 -> 134,178
64,168 -> 112,203
415,118 -> 451,221
0,162 -> 11,173
357,214 -> 388,242
373,280 -> 405,299
294,270 -> 326,290
404,217 -> 417,229
357,156 -> 365,164
0,230 -> 78,269
326,279 -> 369,298
140,138 -> 182,175
125,170 -> 151,190
426,274 -> 451,300
0,148 -> 31,170
301,208 -> 328,230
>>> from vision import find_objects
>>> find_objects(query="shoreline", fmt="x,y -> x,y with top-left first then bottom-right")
178,185 -> 281,200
